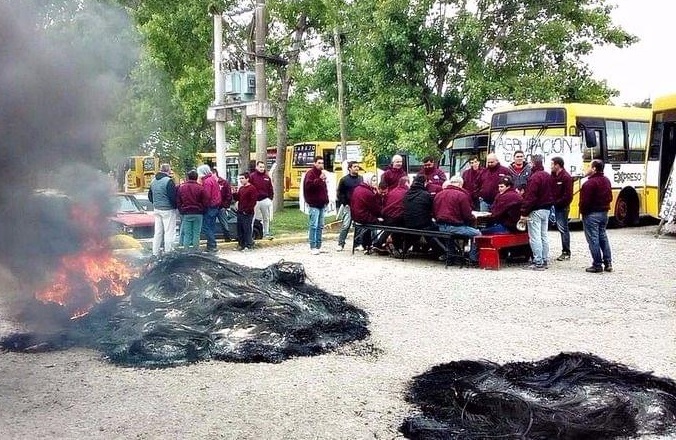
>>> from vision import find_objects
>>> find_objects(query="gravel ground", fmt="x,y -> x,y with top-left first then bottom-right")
1,225 -> 675,439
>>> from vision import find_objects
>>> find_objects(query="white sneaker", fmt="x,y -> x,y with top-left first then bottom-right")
355,245 -> 364,251
311,248 -> 320,255
336,245 -> 344,252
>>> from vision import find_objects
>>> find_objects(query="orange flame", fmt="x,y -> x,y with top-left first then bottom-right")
35,202 -> 138,319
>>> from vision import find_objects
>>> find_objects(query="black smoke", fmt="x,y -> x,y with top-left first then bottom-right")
0,1 -> 137,288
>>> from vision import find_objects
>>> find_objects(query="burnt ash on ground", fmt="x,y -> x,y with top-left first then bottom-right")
401,352 -> 676,440
1,254 -> 370,368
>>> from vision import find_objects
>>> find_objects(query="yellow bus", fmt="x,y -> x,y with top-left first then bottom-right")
646,93 -> 676,218
124,156 -> 159,192
283,141 -> 376,200
440,129 -> 490,176
489,103 -> 651,226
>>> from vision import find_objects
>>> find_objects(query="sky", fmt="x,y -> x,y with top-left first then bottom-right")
586,0 -> 673,105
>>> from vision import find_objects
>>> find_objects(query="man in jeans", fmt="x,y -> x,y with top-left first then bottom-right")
551,156 -> 574,260
579,159 -> 613,273
433,176 -> 481,263
335,161 -> 363,251
520,155 -> 554,270
302,156 -> 329,255
197,164 -> 221,252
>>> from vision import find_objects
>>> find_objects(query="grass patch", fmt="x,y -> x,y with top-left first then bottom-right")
272,207 -> 336,236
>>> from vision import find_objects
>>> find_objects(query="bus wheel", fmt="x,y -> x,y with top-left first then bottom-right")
613,194 -> 637,228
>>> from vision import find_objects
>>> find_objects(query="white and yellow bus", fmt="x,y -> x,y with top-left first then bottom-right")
283,141 -> 376,200
489,103 -> 651,226
440,129 -> 490,177
645,94 -> 676,218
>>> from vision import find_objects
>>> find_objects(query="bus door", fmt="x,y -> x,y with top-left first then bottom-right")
323,149 -> 335,173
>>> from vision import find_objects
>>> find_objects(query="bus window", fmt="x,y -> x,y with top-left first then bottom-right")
605,120 -> 627,162
628,121 -> 649,162
292,144 -> 316,166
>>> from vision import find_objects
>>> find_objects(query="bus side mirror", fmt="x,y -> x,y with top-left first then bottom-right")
584,128 -> 597,148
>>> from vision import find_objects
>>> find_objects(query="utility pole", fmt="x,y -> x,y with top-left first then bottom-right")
212,13 -> 226,174
252,0 -> 272,165
334,27 -> 348,162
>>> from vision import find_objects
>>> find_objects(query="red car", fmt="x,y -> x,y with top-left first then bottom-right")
110,193 -> 155,240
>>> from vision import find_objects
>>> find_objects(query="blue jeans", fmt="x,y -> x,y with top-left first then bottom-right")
438,224 -> 481,262
180,214 -> 203,249
337,205 -> 352,247
479,199 -> 492,212
582,211 -> 612,268
527,209 -> 550,265
555,206 -> 570,255
308,207 -> 325,249
201,207 -> 219,250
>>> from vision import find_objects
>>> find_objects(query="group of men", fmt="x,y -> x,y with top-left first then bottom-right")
147,161 -> 275,256
306,151 -> 613,273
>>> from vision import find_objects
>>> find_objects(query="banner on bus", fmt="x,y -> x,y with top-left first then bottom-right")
659,160 -> 676,223
492,136 -> 584,176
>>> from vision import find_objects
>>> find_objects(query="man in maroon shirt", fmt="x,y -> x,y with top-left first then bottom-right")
433,176 -> 481,262
417,156 -> 446,196
381,154 -> 407,190
233,172 -> 258,251
551,156 -> 574,261
249,161 -> 274,239
475,153 -> 510,211
482,176 -> 523,234
176,169 -> 208,250
303,156 -> 329,254
520,154 -> 554,270
351,179 -> 384,253
579,159 -> 613,273
462,156 -> 483,209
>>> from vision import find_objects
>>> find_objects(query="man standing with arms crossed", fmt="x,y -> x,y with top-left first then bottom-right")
551,156 -> 573,261
579,159 -> 613,273
303,156 -> 329,255
148,163 -> 177,257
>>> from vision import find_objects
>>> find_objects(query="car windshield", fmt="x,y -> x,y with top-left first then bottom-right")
116,196 -> 142,213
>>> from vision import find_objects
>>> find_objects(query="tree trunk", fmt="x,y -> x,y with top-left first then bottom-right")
239,115 -> 253,174
334,27 -> 348,162
272,13 -> 308,213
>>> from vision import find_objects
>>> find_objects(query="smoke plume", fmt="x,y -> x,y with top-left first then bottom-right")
0,1 -> 138,290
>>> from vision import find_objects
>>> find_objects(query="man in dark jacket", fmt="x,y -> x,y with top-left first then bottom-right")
403,175 -> 435,230
335,161 -> 363,251
482,176 -> 523,234
551,156 -> 574,260
148,163 -> 177,256
475,153 -> 510,211
508,150 -> 532,193
302,156 -> 329,254
579,159 -> 613,273
520,154 -> 554,270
